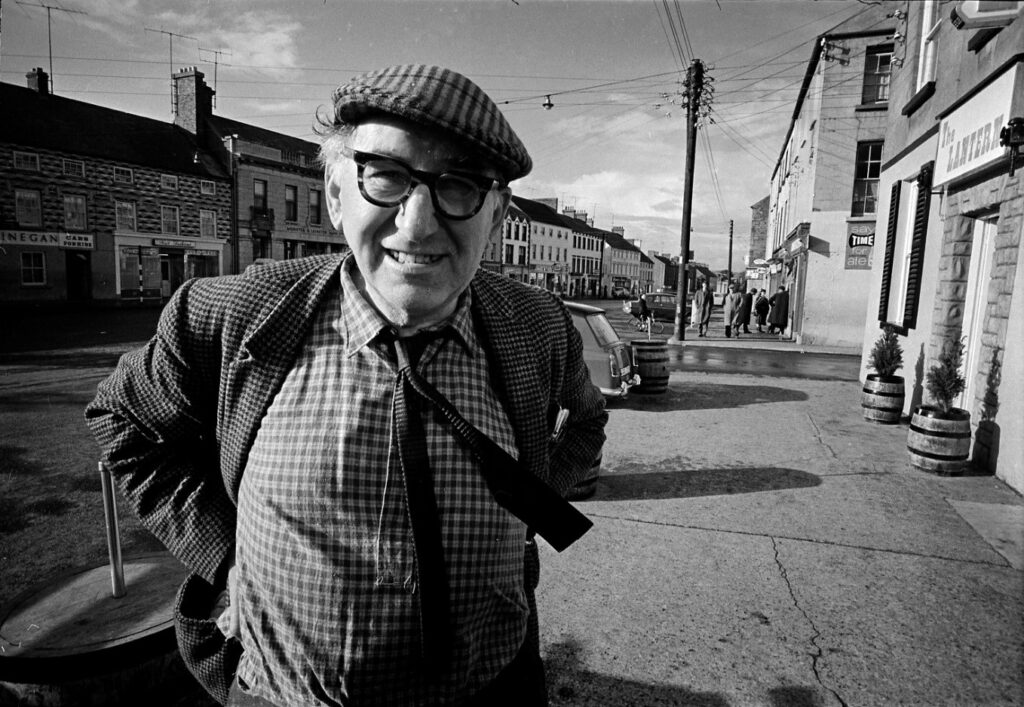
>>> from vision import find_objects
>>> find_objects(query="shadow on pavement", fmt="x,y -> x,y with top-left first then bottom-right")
583,466 -> 820,502
0,350 -> 130,368
613,383 -> 808,412
545,638 -> 729,706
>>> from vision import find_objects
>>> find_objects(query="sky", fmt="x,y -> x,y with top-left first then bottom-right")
1,0 -> 879,270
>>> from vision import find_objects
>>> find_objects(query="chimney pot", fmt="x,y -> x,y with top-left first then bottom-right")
26,67 -> 50,95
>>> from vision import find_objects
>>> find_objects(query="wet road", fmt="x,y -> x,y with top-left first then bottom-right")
591,299 -> 861,382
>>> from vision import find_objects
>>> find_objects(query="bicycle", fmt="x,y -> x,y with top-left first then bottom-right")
631,313 -> 664,335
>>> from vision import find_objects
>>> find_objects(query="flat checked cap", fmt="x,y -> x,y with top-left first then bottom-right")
331,64 -> 532,181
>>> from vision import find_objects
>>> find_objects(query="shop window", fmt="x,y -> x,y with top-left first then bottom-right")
161,174 -> 179,191
113,166 -> 133,184
115,201 -> 136,231
161,205 -> 180,235
285,185 -> 298,221
14,151 -> 39,171
63,159 -> 85,178
21,252 -> 46,285
877,162 -> 933,329
253,179 -> 268,214
63,194 -> 88,231
309,189 -> 322,225
200,180 -> 216,195
862,44 -> 893,104
852,141 -> 883,216
15,189 -> 42,227
200,209 -> 217,239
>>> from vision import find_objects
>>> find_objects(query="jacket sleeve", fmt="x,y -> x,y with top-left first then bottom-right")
546,303 -> 608,497
85,279 -> 236,585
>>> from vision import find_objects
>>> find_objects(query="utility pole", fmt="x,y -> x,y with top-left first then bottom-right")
670,58 -> 704,344
145,27 -> 198,113
726,219 -> 734,286
15,2 -> 88,94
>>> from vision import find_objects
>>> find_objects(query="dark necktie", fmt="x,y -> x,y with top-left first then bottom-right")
390,334 -> 451,672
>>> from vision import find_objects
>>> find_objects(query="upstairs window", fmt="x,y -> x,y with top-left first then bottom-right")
253,179 -> 268,213
200,209 -> 217,239
14,151 -> 40,171
309,189 -> 322,225
852,141 -> 883,216
285,185 -> 298,221
161,174 -> 179,191
200,180 -> 216,195
63,194 -> 88,231
862,44 -> 893,104
113,166 -> 133,184
15,189 -> 42,227
115,201 -> 136,231
161,205 -> 180,235
917,0 -> 940,92
63,159 -> 85,178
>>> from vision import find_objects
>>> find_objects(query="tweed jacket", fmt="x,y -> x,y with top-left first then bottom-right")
86,253 -> 607,588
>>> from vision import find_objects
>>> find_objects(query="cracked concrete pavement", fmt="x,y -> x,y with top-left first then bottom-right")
536,370 -> 1023,707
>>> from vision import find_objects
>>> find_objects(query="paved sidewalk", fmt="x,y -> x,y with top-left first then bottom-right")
538,369 -> 1023,706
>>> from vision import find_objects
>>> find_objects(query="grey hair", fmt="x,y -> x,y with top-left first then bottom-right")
314,103 -> 357,170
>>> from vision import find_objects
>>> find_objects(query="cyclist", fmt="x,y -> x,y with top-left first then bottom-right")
636,293 -> 651,330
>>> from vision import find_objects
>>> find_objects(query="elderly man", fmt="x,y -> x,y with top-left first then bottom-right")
86,65 -> 606,707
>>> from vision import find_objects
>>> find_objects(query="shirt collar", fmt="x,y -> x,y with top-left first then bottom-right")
337,254 -> 476,357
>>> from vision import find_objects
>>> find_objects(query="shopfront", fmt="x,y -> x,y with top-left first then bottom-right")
114,233 -> 225,300
0,229 -> 95,303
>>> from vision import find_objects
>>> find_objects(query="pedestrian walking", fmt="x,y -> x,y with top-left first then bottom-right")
86,64 -> 606,707
754,289 -> 769,333
767,284 -> 790,337
693,280 -> 714,337
723,283 -> 744,338
739,288 -> 755,334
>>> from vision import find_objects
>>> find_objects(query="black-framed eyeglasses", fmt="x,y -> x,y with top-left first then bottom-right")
339,146 -> 505,221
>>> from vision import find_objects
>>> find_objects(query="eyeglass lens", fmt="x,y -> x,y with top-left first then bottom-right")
361,157 -> 485,218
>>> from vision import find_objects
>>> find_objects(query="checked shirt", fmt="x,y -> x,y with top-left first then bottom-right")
234,261 -> 527,706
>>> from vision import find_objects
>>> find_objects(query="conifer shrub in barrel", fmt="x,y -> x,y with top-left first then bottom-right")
862,325 -> 905,424
908,337 -> 971,475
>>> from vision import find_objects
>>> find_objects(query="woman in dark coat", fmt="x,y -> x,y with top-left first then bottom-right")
767,285 -> 789,336
754,289 -> 770,332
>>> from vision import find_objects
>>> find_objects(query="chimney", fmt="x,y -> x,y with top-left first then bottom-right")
172,66 -> 214,138
26,68 -> 49,95
612,226 -> 625,236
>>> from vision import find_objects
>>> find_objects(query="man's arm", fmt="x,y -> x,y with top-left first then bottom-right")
85,280 -> 235,585
546,303 -> 608,497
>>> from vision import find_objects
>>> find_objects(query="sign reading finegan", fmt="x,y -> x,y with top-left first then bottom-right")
1,230 -> 95,249
934,65 -> 1017,186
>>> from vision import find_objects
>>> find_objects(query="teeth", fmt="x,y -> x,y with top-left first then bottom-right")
388,250 -> 442,265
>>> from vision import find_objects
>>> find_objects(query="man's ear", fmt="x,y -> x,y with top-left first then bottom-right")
325,162 -> 345,230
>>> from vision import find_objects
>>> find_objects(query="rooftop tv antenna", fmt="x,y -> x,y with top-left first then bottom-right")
199,47 -> 232,109
14,2 -> 89,94
145,26 -> 199,112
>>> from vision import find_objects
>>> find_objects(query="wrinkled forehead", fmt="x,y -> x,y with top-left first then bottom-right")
350,115 -> 497,175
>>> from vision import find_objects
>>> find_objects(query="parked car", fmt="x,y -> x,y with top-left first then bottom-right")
611,285 -> 631,298
626,292 -> 681,324
566,301 -> 639,399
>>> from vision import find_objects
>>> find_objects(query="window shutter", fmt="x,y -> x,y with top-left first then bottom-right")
902,162 -> 934,330
878,180 -> 901,322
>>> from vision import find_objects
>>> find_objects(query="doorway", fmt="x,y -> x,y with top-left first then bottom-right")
65,250 -> 92,301
959,216 -> 997,414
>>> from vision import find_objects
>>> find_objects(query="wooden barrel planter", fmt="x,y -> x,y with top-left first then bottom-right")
907,406 -> 972,476
630,339 -> 669,395
861,374 -> 905,424
0,553 -> 209,706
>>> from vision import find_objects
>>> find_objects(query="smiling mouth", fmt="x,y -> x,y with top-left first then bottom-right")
386,249 -> 445,265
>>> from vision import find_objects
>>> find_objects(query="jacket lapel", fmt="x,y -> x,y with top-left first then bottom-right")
220,258 -> 342,494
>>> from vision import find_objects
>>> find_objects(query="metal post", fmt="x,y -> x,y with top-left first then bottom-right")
98,462 -> 126,598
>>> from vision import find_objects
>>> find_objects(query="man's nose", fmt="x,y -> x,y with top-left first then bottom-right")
395,183 -> 438,238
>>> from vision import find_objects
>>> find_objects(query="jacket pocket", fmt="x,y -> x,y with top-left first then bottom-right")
174,572 -> 243,706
